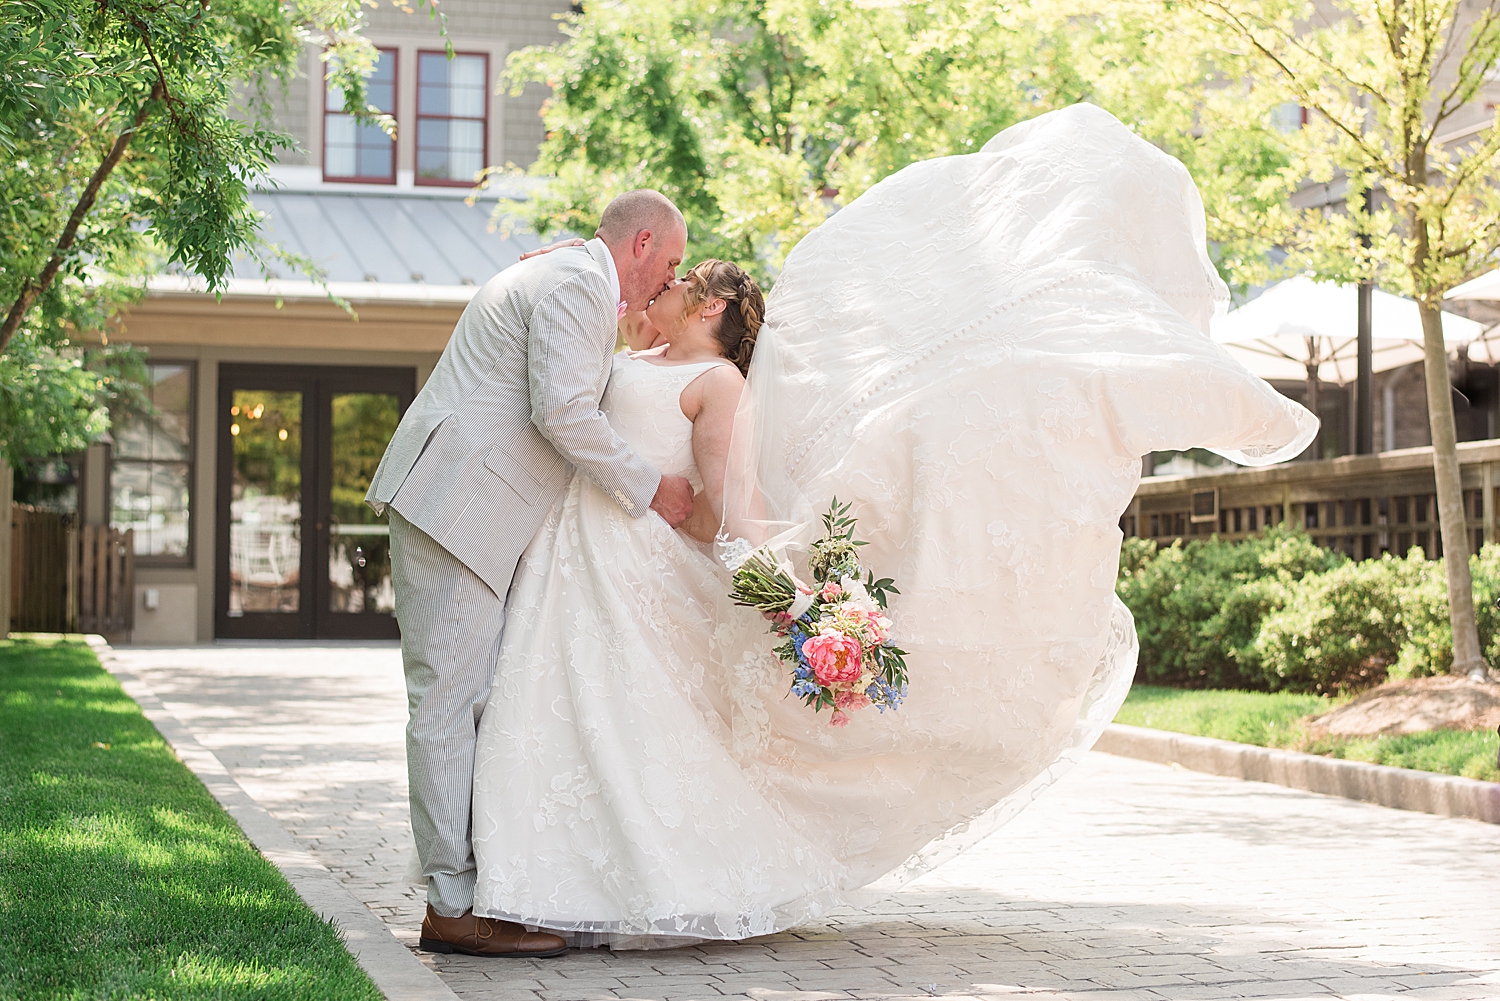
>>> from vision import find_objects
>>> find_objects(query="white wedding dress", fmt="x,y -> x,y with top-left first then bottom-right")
469,104 -> 1316,948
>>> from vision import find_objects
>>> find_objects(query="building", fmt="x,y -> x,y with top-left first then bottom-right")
71,2 -> 568,643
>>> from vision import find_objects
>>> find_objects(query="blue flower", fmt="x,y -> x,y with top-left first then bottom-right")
793,664 -> 814,681
791,680 -> 820,698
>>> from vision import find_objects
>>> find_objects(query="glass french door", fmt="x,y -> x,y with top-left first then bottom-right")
216,364 -> 413,639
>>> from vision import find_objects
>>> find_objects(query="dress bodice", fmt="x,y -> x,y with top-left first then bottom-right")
603,353 -> 728,493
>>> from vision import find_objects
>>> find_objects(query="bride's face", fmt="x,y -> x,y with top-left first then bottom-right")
644,277 -> 696,337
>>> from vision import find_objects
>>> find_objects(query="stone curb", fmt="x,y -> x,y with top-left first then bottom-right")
1095,721 -> 1500,825
85,636 -> 459,1001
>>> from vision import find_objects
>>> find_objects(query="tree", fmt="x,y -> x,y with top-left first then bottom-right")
500,0 -> 1095,281
0,0 -> 418,467
1184,0 -> 1500,679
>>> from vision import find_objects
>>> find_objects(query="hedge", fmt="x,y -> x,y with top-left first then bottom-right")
1117,528 -> 1500,693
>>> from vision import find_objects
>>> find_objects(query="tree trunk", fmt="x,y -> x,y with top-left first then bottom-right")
0,82 -> 160,352
1418,299 -> 1489,678
1305,341 -> 1321,459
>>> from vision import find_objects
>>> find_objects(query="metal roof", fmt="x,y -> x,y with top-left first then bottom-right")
228,188 -> 547,290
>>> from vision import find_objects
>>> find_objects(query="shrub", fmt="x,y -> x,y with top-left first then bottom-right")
1116,528 -> 1344,689
1119,534 -> 1500,694
1253,554 -> 1422,692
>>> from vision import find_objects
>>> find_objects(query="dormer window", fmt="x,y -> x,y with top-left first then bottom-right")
324,48 -> 397,183
416,52 -> 489,186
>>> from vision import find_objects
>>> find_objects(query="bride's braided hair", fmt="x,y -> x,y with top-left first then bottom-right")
680,259 -> 764,375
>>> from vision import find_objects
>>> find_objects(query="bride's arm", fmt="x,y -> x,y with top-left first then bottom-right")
679,364 -> 746,544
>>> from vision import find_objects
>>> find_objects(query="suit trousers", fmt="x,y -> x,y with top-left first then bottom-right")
389,508 -> 508,917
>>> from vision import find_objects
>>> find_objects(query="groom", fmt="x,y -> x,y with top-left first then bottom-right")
366,190 -> 694,957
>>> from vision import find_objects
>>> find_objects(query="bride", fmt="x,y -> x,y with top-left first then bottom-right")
469,103 -> 1317,948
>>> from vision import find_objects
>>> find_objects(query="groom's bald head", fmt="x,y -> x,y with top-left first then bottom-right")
596,189 -> 686,246
598,189 -> 688,312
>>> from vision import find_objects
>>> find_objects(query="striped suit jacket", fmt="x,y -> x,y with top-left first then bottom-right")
365,239 -> 661,596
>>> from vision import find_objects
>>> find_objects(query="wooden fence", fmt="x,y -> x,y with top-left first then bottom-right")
1127,439 -> 1500,560
11,506 -> 72,632
77,524 -> 134,635
9,506 -> 133,635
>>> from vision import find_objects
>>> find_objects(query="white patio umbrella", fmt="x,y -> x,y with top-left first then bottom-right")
1445,270 -> 1500,364
1212,276 -> 1483,385
1447,269 -> 1500,302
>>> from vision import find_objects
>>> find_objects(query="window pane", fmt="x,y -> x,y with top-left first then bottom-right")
111,460 -> 150,540
325,49 -> 395,179
449,56 -> 486,117
419,52 -> 450,115
152,411 -> 191,461
367,52 -> 396,113
229,390 -> 302,615
327,50 -> 394,113
113,420 -> 152,460
152,364 -> 191,412
417,52 -> 486,182
451,54 -> 486,89
324,139 -> 356,179
450,119 -> 484,153
113,461 -> 190,559
325,113 -> 356,146
357,133 -> 394,178
111,363 -> 194,561
328,393 -> 401,615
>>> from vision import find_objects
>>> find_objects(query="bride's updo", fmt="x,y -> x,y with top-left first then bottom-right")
681,259 -> 764,375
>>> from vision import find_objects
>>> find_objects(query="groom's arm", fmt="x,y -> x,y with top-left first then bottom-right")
527,274 -> 663,518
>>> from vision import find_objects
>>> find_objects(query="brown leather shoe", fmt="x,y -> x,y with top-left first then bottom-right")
419,906 -> 568,958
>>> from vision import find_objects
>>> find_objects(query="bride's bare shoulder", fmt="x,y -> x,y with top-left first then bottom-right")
680,362 -> 744,420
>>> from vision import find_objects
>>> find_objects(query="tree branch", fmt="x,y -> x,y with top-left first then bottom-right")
0,82 -> 162,353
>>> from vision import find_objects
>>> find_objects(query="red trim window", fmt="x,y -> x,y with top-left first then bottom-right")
324,48 -> 397,184
416,51 -> 489,186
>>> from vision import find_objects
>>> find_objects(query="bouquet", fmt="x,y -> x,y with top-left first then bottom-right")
726,500 -> 908,727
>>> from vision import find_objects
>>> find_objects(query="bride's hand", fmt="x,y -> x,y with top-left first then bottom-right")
519,238 -> 586,261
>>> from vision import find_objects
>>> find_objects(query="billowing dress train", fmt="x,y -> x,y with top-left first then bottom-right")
469,104 -> 1317,947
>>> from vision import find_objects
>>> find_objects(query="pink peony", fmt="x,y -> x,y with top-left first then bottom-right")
820,582 -> 842,601
834,688 -> 871,712
802,630 -> 863,686
829,710 -> 851,728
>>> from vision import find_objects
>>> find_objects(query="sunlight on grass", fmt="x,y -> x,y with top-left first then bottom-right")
1116,685 -> 1500,781
0,638 -> 381,1001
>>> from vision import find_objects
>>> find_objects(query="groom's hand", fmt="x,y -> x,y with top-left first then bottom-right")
649,474 -> 694,527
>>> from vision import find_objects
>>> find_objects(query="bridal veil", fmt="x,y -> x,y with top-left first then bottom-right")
718,103 -> 1316,888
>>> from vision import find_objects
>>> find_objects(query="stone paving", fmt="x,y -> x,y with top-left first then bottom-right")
114,643 -> 1500,1001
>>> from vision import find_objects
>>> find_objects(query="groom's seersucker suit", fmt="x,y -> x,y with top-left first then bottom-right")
366,238 -> 661,916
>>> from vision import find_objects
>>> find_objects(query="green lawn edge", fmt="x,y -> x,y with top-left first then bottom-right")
1114,684 -> 1500,782
0,638 -> 382,1001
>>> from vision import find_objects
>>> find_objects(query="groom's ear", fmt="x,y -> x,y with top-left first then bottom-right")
632,228 -> 654,259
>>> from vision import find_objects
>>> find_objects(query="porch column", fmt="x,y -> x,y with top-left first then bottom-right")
1485,462 -> 1497,548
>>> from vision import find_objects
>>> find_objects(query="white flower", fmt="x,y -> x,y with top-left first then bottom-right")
719,537 -> 755,571
839,575 -> 880,613
788,591 -> 816,620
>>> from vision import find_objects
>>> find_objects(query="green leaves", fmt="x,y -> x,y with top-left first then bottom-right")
503,0 -> 1114,283
0,0 -> 395,463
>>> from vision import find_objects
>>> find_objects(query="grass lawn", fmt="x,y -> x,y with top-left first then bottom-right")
0,638 -> 381,1001
1115,684 -> 1500,782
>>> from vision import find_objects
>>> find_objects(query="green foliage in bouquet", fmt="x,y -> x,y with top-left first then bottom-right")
727,499 -> 907,724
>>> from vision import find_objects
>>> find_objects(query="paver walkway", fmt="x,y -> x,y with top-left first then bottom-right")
114,643 -> 1500,1001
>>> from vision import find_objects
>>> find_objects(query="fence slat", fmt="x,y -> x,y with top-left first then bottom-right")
10,512 -> 133,636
